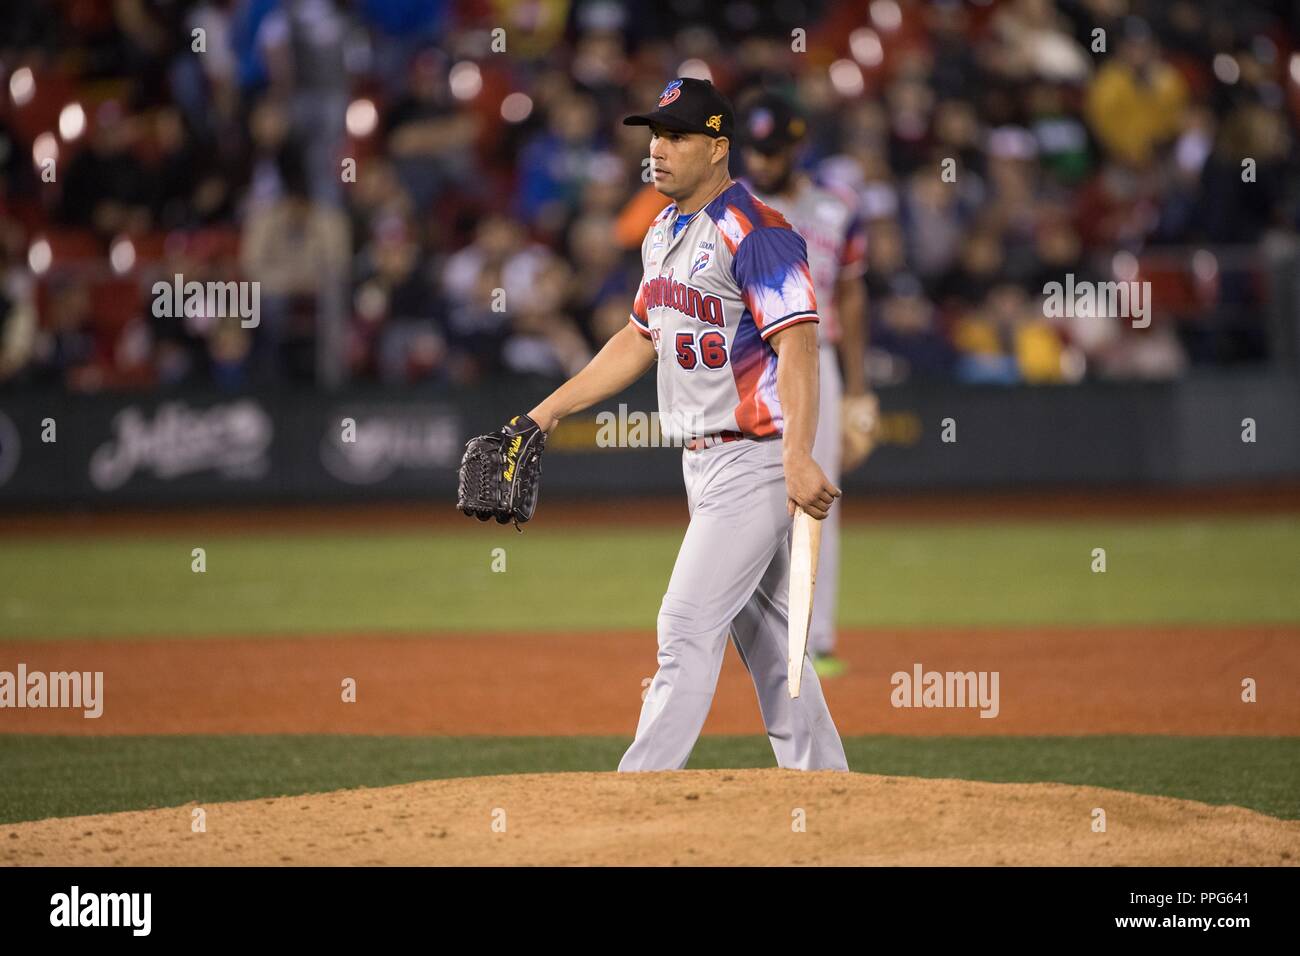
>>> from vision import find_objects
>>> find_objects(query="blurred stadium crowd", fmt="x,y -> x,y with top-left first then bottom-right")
1,0 -> 1297,393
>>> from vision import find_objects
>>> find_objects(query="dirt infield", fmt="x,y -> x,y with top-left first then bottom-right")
3,769 -> 1297,866
1,626 -> 1295,735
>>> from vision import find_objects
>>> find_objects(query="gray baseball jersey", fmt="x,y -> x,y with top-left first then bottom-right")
629,181 -> 819,441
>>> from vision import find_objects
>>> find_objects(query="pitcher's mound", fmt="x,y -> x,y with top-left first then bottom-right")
5,769 -> 1298,866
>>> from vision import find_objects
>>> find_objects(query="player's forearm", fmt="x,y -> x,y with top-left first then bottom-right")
836,276 -> 869,396
773,322 -> 820,462
528,323 -> 656,431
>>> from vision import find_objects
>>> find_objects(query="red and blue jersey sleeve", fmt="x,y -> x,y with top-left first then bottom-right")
629,285 -> 652,337
731,227 -> 819,341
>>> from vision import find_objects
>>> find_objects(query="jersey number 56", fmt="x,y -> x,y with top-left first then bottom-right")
675,330 -> 728,370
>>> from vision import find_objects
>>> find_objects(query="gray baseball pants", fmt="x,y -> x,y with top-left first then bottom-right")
618,435 -> 849,772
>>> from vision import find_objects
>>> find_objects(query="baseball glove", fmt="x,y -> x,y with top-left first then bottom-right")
841,392 -> 881,472
457,414 -> 547,528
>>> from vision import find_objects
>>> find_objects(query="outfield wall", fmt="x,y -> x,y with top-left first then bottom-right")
0,374 -> 1297,508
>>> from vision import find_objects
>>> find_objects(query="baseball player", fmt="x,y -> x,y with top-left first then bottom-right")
738,91 -> 878,678
523,78 -> 848,772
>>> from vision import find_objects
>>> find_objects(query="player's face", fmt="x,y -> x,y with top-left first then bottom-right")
742,147 -> 793,194
648,124 -> 719,199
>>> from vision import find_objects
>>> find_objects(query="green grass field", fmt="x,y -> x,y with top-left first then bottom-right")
1,735 -> 1297,825
2,516 -> 1298,638
2,513 -> 1297,825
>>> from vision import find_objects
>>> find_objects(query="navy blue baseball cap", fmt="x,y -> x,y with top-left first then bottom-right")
623,78 -> 735,139
739,92 -> 807,154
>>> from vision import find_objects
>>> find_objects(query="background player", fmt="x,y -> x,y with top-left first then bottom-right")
523,78 -> 849,772
738,91 -> 879,678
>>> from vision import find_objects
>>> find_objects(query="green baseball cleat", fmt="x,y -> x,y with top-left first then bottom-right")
813,653 -> 847,679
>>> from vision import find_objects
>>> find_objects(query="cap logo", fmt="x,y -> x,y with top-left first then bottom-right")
706,114 -> 722,132
749,108 -> 774,139
658,79 -> 683,107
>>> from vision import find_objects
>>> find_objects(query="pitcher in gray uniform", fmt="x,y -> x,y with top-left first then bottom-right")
524,78 -> 849,772
739,91 -> 879,678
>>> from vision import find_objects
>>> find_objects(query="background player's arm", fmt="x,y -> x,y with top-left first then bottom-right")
770,322 -> 840,519
835,200 -> 870,396
528,323 -> 656,432
835,273 -> 868,396
835,208 -> 878,472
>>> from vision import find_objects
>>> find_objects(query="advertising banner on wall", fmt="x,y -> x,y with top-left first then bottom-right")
1,376 -> 1297,509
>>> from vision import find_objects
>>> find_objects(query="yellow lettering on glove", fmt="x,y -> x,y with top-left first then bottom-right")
503,434 -> 523,482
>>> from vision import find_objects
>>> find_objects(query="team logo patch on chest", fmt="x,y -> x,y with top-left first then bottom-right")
690,248 -> 711,278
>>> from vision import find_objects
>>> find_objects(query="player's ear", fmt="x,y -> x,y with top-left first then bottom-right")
711,136 -> 730,165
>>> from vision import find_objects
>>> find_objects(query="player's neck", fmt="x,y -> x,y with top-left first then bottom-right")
676,171 -> 733,216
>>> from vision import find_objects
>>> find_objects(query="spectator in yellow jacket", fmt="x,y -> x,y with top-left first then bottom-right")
1085,19 -> 1188,168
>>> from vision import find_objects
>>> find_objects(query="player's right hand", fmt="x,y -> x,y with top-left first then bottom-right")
784,454 -> 840,520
